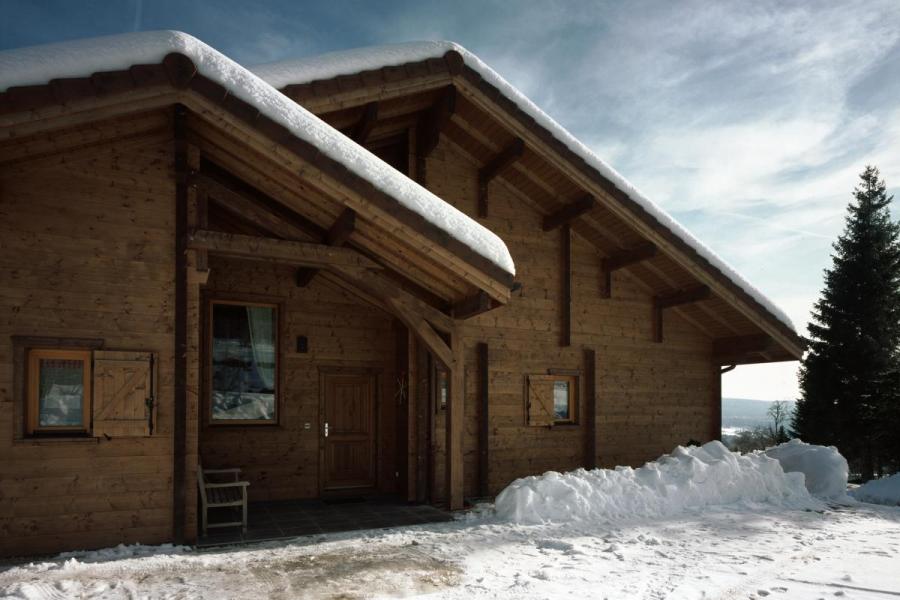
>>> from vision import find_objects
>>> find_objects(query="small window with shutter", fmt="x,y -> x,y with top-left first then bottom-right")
23,345 -> 156,438
527,373 -> 577,426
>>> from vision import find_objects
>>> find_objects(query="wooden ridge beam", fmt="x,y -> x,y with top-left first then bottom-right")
297,208 -> 357,287
187,229 -> 378,271
478,137 -> 525,217
451,290 -> 492,320
652,284 -> 711,343
348,101 -> 378,143
542,195 -> 595,231
600,241 -> 657,298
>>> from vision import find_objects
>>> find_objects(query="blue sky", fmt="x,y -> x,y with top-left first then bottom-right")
3,0 -> 900,400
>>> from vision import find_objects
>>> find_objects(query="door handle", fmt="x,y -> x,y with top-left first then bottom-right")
324,422 -> 329,438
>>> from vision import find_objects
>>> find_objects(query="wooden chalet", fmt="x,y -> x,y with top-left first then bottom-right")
0,33 -> 803,557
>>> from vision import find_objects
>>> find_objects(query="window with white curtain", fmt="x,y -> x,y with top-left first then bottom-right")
209,301 -> 278,424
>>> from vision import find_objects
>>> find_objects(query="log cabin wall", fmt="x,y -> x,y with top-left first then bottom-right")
198,257 -> 399,501
420,135 -> 715,501
0,115 -> 179,557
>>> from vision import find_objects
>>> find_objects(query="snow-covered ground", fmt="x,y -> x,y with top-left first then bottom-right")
1,503 -> 898,599
2,442 -> 898,599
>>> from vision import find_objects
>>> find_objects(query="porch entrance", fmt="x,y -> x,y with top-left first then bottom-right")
320,371 -> 377,492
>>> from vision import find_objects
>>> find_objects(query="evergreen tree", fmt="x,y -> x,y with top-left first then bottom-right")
793,166 -> 900,479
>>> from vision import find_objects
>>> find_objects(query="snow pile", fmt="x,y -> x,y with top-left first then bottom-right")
0,32 -> 515,276
764,439 -> 849,499
851,473 -> 900,506
494,441 -> 814,524
255,42 -> 795,332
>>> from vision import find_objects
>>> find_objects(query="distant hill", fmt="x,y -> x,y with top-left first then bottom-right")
722,397 -> 796,432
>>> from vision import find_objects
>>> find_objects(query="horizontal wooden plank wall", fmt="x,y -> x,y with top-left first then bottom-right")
422,135 -> 715,501
199,257 -> 399,501
0,117 -> 177,557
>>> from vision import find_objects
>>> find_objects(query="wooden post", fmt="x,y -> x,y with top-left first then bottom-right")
561,224 -> 572,347
172,104 -> 188,544
416,343 -> 430,503
446,330 -> 465,510
584,348 -> 597,469
712,364 -> 722,441
407,330 -> 418,502
477,342 -> 489,497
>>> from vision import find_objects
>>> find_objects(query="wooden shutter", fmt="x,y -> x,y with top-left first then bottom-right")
527,374 -> 556,427
92,351 -> 156,437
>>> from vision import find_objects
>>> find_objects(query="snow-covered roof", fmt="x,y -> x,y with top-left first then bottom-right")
0,32 -> 515,277
254,42 -> 796,334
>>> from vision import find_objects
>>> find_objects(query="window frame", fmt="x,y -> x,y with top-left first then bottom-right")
550,374 -> 578,425
26,348 -> 93,435
206,298 -> 281,427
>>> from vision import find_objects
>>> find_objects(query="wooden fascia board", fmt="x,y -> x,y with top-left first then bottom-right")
447,60 -> 803,359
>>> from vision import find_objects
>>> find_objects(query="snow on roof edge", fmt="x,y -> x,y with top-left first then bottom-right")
253,42 -> 797,335
0,32 -> 515,277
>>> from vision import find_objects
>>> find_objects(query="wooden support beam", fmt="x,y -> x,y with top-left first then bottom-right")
713,333 -> 775,364
478,137 -> 524,217
196,161 -> 326,241
446,330 -> 465,510
652,285 -> 711,342
600,241 -> 657,298
476,342 -> 490,497
187,229 -> 378,271
542,195 -> 595,231
172,104 -> 188,546
297,208 -> 357,287
584,348 -> 597,470
331,265 -> 454,334
348,101 -> 378,143
391,299 -> 452,370
194,172 -> 319,243
416,85 -> 456,163
451,290 -> 492,319
406,331 -> 418,502
561,224 -> 572,347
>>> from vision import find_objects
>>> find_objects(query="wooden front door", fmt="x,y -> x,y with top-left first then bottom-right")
321,372 -> 377,492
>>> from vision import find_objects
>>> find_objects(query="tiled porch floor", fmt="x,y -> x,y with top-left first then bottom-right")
197,497 -> 454,547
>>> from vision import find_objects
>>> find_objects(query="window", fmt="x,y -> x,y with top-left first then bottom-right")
552,377 -> 576,423
209,300 -> 278,424
27,349 -> 92,434
527,373 -> 577,426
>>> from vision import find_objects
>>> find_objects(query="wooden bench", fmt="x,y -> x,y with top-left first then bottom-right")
197,464 -> 250,535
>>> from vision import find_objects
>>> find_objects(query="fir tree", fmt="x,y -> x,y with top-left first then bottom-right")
793,166 -> 900,479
